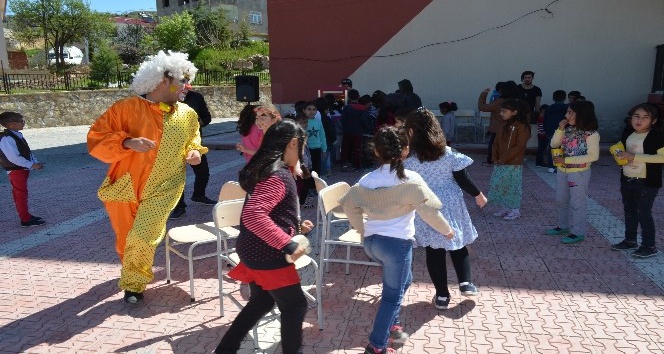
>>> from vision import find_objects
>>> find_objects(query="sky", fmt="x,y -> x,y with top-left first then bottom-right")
84,0 -> 157,13
7,0 -> 157,14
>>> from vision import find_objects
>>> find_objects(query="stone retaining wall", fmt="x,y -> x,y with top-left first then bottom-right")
0,86 -> 272,128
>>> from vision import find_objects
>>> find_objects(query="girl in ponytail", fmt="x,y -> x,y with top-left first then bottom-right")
339,124 -> 455,354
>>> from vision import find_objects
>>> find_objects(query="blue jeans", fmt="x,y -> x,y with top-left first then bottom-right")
363,235 -> 413,349
621,178 -> 659,247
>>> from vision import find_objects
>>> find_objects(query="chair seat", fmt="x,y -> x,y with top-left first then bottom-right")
294,254 -> 315,270
168,222 -> 239,243
338,229 -> 362,243
227,252 -> 241,266
168,222 -> 217,243
331,205 -> 347,219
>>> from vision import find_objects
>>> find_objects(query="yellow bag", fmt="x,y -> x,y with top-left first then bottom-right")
609,141 -> 628,166
551,148 -> 564,167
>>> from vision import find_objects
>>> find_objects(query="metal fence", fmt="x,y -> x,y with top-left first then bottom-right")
0,70 -> 270,94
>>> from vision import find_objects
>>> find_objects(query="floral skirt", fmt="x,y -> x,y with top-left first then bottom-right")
488,165 -> 523,209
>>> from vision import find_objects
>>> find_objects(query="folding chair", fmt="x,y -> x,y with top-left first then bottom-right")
164,181 -> 246,301
310,171 -> 329,253
318,182 -> 379,276
215,201 -> 324,332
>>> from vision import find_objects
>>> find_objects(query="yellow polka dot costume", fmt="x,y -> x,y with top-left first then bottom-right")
87,51 -> 208,293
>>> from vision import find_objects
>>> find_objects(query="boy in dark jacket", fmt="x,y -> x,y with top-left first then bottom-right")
0,111 -> 46,227
543,90 -> 568,172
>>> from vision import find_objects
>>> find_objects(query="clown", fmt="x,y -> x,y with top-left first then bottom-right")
87,51 -> 208,304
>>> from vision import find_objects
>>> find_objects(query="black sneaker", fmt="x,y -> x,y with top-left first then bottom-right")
123,290 -> 144,304
459,283 -> 479,296
611,240 -> 638,251
169,208 -> 186,220
632,246 -> 659,258
191,196 -> 217,205
433,295 -> 450,310
21,216 -> 46,227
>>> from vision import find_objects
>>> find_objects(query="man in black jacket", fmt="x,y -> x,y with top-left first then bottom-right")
170,90 -> 216,219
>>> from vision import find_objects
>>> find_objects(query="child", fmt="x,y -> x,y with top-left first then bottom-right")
235,104 -> 260,162
214,120 -> 314,354
488,99 -> 531,220
302,101 -> 327,175
339,126 -> 454,354
546,100 -> 600,244
544,90 -> 569,172
535,104 -> 550,167
611,103 -> 664,257
438,101 -> 458,145
236,104 -> 282,160
403,108 -> 487,310
0,112 -> 46,227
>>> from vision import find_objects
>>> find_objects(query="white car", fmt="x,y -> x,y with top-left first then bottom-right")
48,46 -> 84,65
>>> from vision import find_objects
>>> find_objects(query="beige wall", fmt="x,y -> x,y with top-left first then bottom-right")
349,0 -> 664,141
0,86 -> 272,128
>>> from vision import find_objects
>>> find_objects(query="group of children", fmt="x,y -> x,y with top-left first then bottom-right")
2,89 -> 663,353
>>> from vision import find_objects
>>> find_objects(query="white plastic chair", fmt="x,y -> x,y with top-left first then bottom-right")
318,182 -> 379,276
479,111 -> 492,142
164,181 -> 246,301
454,109 -> 477,143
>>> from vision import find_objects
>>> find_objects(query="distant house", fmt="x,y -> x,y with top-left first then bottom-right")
156,0 -> 267,38
112,16 -> 157,33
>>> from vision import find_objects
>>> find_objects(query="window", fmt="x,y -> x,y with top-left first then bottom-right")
163,0 -> 170,7
248,11 -> 262,25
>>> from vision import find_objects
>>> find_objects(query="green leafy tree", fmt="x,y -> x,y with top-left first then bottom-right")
190,5 -> 233,50
235,20 -> 252,45
89,40 -> 120,87
9,0 -> 113,69
152,12 -> 196,52
115,24 -> 148,65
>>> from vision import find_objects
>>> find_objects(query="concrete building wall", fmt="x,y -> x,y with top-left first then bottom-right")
268,0 -> 664,141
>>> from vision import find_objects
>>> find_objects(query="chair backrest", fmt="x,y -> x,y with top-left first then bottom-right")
311,171 -> 328,192
218,181 -> 246,202
455,109 -> 476,126
319,181 -> 350,215
212,199 -> 244,230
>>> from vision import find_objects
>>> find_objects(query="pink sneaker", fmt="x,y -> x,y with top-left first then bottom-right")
388,324 -> 409,343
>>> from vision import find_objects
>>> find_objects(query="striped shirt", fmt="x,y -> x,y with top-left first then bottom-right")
236,167 -> 299,270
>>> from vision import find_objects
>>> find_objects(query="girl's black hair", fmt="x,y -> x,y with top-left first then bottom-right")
569,100 -> 599,131
438,101 -> 458,113
501,99 -> 529,122
236,104 -> 257,136
499,81 -> 519,99
625,102 -> 663,133
404,107 -> 446,162
371,126 -> 408,180
239,119 -> 305,192
500,99 -> 531,139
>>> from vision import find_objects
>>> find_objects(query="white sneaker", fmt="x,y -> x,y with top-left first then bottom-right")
547,168 -> 555,173
493,208 -> 509,217
503,209 -> 521,220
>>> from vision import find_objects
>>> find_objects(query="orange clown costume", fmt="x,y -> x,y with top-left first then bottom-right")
87,51 -> 207,296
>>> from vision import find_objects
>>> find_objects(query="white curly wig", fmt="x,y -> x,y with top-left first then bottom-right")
129,50 -> 198,95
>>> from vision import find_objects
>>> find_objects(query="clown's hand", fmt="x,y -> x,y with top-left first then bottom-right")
186,150 -> 202,165
123,137 -> 156,152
